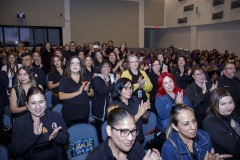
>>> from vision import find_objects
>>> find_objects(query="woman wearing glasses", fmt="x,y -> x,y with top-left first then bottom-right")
86,106 -> 161,160
185,67 -> 218,129
110,78 -> 150,143
59,56 -> 94,127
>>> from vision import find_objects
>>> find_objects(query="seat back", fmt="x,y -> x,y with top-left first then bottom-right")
52,103 -> 63,116
3,115 -> 12,129
0,144 -> 9,160
45,90 -> 52,108
68,123 -> 99,159
101,121 -> 108,141
142,111 -> 156,135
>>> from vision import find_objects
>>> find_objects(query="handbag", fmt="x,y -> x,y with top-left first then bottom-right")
0,124 -> 12,146
169,138 -> 183,160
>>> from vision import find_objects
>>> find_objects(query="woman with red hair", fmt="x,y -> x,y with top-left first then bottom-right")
154,72 -> 192,151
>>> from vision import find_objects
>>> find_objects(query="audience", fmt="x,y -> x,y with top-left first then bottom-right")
1,40 -> 240,159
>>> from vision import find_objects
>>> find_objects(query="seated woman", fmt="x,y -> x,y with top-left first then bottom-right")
11,87 -> 69,159
9,66 -> 43,119
161,103 -> 231,160
203,88 -> 240,159
59,56 -> 94,127
155,72 -> 192,150
86,106 -> 161,160
110,77 -> 150,143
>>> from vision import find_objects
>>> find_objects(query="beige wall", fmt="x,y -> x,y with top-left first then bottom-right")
0,0 -> 64,26
70,0 -> 139,47
144,0 -> 164,26
165,0 -> 240,28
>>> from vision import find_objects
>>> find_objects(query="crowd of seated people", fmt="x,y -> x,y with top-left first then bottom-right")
0,41 -> 240,159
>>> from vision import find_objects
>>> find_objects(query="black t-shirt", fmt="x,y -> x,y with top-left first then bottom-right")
59,75 -> 92,121
110,96 -> 144,143
48,70 -> 63,94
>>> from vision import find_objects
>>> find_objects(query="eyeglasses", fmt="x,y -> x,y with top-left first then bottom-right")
102,65 -> 110,68
22,58 -> 32,62
70,62 -> 80,66
194,72 -> 204,76
123,86 -> 133,91
225,68 -> 236,70
110,125 -> 139,138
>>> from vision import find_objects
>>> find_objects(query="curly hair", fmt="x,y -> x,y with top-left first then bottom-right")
14,66 -> 37,103
64,56 -> 83,78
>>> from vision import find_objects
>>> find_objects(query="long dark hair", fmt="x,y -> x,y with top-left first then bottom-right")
64,56 -> 83,78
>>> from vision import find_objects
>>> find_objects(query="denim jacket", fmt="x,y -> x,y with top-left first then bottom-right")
161,130 -> 212,160
155,94 -> 192,132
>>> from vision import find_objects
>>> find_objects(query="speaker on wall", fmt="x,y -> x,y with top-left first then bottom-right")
178,17 -> 187,24
212,11 -> 223,20
231,0 -> 240,9
184,4 -> 194,11
213,0 -> 224,6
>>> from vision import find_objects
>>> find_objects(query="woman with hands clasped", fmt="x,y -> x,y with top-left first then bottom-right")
155,72 -> 192,151
87,106 -> 161,160
185,67 -> 218,129
59,56 -> 94,127
161,103 -> 232,160
11,87 -> 69,160
110,78 -> 150,143
171,56 -> 192,89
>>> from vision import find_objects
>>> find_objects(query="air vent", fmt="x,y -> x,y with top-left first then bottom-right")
213,0 -> 224,6
212,11 -> 223,20
184,4 -> 194,11
178,17 -> 187,24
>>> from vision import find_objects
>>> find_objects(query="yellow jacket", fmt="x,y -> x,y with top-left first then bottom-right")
121,69 -> 153,99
